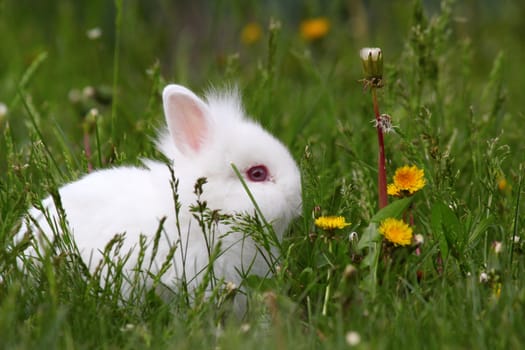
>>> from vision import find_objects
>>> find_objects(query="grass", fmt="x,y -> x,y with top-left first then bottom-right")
1,0 -> 525,348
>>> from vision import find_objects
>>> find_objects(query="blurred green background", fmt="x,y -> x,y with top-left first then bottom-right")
1,2 -> 525,348
1,0 -> 524,178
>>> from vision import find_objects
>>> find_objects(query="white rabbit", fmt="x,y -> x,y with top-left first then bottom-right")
17,84 -> 302,311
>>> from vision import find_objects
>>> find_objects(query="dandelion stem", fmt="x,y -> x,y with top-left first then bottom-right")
322,240 -> 333,316
83,131 -> 93,173
372,87 -> 388,209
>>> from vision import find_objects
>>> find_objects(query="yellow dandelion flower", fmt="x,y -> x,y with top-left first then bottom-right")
388,165 -> 426,196
493,282 -> 502,298
300,17 -> 330,41
315,216 -> 351,231
241,22 -> 262,45
379,218 -> 413,246
497,177 -> 507,192
387,183 -> 400,197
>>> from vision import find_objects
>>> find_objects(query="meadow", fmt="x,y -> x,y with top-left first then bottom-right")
1,0 -> 524,349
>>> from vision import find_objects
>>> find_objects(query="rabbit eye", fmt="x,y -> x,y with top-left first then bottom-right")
246,165 -> 269,182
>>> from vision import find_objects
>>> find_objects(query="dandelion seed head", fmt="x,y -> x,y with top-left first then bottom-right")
372,114 -> 396,133
345,331 -> 361,346
86,27 -> 102,40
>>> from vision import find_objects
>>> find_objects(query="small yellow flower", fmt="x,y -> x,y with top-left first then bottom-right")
497,178 -> 507,191
300,17 -> 330,41
388,165 -> 426,197
387,183 -> 400,197
493,282 -> 502,298
241,22 -> 262,45
379,218 -> 413,246
315,216 -> 351,231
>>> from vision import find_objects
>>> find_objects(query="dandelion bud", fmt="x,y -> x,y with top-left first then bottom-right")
360,47 -> 383,82
83,108 -> 99,134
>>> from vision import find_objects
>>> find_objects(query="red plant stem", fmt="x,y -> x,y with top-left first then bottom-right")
83,131 -> 93,173
372,88 -> 388,209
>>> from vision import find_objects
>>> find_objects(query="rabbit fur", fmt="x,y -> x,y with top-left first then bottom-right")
17,84 -> 302,309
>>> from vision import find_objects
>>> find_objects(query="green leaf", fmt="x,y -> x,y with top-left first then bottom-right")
431,202 -> 464,260
357,223 -> 381,298
357,223 -> 381,250
370,197 -> 414,223
431,203 -> 450,261
243,275 -> 278,291
467,216 -> 493,247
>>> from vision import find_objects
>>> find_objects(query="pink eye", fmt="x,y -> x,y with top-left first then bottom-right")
246,165 -> 269,182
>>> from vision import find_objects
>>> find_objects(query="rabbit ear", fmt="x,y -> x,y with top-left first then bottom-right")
162,84 -> 210,155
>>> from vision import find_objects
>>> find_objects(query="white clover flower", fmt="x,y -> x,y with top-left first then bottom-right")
414,234 -> 425,245
83,86 -> 95,98
0,102 -> 8,119
68,89 -> 81,103
120,323 -> 135,332
343,264 -> 357,279
225,281 -> 237,293
492,241 -> 502,254
240,323 -> 251,333
88,108 -> 99,117
345,331 -> 361,346
513,235 -> 520,244
86,27 -> 102,40
479,272 -> 489,283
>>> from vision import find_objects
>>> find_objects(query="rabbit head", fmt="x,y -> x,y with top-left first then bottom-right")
156,84 -> 302,237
